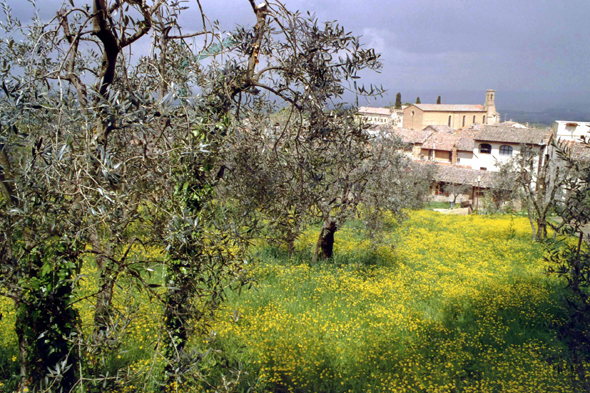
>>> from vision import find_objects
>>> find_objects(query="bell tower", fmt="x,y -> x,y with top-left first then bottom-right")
483,89 -> 499,124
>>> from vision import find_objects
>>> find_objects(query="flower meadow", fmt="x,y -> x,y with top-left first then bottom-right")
0,211 -> 586,392
213,211 -> 585,392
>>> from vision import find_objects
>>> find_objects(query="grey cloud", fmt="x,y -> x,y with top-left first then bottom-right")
4,0 -> 589,111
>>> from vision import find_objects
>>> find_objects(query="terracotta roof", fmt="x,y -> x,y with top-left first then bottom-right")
422,132 -> 458,151
453,129 -> 478,151
391,128 -> 432,144
358,106 -> 392,116
414,104 -> 485,112
476,125 -> 549,145
433,165 -> 496,188
499,121 -> 527,128
456,137 -> 475,152
423,125 -> 454,133
455,128 -> 480,138
418,128 -> 478,152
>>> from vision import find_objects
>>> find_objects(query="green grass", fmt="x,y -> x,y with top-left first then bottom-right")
425,201 -> 452,210
0,211 -> 585,392
212,211 -> 582,392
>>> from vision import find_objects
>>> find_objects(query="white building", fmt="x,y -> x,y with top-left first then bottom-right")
357,106 -> 403,127
471,126 -> 549,172
554,120 -> 590,142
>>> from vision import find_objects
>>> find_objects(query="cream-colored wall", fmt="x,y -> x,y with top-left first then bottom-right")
403,106 -> 487,130
554,121 -> 590,142
456,151 -> 474,168
411,145 -> 422,159
472,142 -> 542,172
419,149 -> 451,163
402,106 -> 423,130
434,150 -> 452,162
357,113 -> 393,125
422,112 -> 486,129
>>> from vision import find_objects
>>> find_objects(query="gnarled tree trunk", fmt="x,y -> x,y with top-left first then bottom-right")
536,219 -> 548,240
314,220 -> 337,261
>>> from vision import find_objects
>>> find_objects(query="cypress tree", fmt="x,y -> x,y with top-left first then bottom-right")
416,97 -> 421,104
395,92 -> 402,109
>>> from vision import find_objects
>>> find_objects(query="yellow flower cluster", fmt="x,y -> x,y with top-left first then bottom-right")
214,211 -> 583,391
0,211 -> 585,392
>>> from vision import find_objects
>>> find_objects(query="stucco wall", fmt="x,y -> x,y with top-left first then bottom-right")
554,121 -> 590,142
422,112 -> 486,129
456,151 -> 474,168
472,142 -> 542,172
402,106 -> 423,130
403,106 -> 487,130
357,113 -> 394,125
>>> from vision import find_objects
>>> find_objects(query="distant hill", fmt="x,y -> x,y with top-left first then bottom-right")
496,108 -> 590,127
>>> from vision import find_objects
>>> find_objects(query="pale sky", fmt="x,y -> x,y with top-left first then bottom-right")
5,0 -> 590,112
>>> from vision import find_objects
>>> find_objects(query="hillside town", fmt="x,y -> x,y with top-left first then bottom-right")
358,90 -> 590,208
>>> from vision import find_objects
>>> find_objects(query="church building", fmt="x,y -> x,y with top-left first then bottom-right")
402,90 -> 500,130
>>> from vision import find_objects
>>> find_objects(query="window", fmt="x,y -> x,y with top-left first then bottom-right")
499,145 -> 513,156
483,115 -> 486,124
480,167 -> 487,171
448,115 -> 452,127
473,115 -> 476,124
479,143 -> 492,154
411,111 -> 415,117
462,115 -> 465,127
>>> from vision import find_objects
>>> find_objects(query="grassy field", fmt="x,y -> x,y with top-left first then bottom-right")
0,211 -> 585,392
214,211 -> 582,392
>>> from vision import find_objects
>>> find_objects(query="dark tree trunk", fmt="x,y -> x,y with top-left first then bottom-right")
90,226 -> 116,343
314,220 -> 337,261
162,271 -> 189,387
286,237 -> 295,256
15,299 -> 30,391
537,219 -> 547,240
15,255 -> 79,392
93,271 -> 115,340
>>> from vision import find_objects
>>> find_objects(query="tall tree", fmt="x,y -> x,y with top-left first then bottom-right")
0,0 -> 390,390
395,92 -> 402,109
221,118 -> 432,261
416,97 -> 421,104
504,143 -> 571,240
437,95 -> 441,104
545,139 -> 590,388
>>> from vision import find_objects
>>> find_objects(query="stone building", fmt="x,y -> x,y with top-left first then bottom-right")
402,90 -> 500,130
357,106 -> 403,127
391,127 -> 432,158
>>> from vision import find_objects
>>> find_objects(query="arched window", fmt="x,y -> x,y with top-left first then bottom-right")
411,111 -> 415,117
448,115 -> 452,127
483,115 -> 486,124
473,115 -> 476,124
462,116 -> 465,127
499,145 -> 513,156
479,143 -> 492,154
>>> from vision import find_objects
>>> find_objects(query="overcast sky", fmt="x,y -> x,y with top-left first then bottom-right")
6,0 -> 590,111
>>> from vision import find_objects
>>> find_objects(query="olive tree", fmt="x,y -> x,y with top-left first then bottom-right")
545,139 -> 590,388
0,0 -> 397,390
503,144 -> 572,240
221,118 -> 432,261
